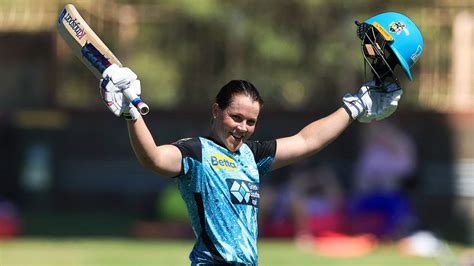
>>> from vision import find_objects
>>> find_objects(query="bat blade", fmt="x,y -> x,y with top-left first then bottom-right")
57,4 -> 122,78
56,4 -> 149,115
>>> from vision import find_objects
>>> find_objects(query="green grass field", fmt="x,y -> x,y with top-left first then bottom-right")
1,238 -> 469,266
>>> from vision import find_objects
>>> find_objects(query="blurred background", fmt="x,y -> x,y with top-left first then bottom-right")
0,0 -> 473,265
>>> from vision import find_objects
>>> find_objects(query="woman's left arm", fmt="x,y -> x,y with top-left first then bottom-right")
271,107 -> 351,170
270,81 -> 403,171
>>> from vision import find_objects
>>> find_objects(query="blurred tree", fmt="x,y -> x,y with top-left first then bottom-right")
35,0 -> 473,111
121,0 -> 381,110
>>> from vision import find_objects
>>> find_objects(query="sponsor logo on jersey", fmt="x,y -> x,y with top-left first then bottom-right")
63,12 -> 86,40
211,154 -> 238,170
226,179 -> 260,207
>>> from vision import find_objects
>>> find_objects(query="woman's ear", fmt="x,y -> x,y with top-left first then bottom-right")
212,103 -> 220,119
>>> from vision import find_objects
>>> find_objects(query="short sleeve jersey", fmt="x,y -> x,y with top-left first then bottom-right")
172,137 -> 276,265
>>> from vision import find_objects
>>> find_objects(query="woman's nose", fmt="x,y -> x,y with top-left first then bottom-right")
236,122 -> 247,132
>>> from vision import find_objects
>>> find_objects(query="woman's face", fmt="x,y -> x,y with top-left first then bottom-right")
212,94 -> 260,152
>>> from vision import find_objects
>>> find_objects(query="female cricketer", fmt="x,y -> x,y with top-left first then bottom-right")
98,11 -> 422,266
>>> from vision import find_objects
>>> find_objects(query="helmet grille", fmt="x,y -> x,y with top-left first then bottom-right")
355,21 -> 401,87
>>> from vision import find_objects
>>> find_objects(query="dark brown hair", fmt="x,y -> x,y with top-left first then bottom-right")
215,80 -> 264,109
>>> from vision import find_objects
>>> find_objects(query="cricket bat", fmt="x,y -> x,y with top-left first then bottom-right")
57,4 -> 149,115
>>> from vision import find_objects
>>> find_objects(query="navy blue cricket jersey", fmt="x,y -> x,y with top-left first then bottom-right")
172,137 -> 276,265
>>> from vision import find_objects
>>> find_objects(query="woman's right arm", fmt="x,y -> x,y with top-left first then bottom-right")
127,116 -> 183,177
99,64 -> 183,177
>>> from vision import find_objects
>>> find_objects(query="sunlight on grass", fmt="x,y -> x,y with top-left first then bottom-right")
0,238 -> 468,266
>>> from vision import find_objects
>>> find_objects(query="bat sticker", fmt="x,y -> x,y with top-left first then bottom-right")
81,42 -> 112,73
62,11 -> 87,40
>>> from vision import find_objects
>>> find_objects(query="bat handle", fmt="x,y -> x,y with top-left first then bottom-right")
123,88 -> 150,115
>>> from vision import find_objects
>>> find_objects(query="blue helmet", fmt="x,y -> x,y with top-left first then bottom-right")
357,12 -> 423,82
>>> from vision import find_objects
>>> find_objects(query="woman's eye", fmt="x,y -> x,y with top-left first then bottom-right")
231,115 -> 242,122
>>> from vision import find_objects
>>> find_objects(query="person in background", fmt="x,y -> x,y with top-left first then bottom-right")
347,120 -> 418,240
289,163 -> 346,238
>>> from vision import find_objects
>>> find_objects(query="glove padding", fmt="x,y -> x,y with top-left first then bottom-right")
99,64 -> 141,120
343,81 -> 403,123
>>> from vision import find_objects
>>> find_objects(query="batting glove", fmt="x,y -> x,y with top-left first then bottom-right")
100,64 -> 141,120
102,64 -> 137,90
343,81 -> 403,123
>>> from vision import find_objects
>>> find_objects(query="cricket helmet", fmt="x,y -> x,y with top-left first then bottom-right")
357,12 -> 424,82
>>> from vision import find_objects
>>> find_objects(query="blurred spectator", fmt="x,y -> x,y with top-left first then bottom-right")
287,163 -> 377,258
0,197 -> 21,238
259,168 -> 295,238
260,162 -> 347,239
289,163 -> 345,238
347,120 -> 419,240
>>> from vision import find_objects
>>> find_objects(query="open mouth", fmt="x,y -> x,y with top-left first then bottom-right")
231,132 -> 244,142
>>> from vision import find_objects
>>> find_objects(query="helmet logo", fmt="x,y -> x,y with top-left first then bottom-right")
389,21 -> 410,36
410,45 -> 423,64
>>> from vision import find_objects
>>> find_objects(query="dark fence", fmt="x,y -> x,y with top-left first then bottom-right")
1,108 -> 472,243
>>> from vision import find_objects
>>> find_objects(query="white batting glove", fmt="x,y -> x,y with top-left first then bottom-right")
343,81 -> 403,123
99,64 -> 141,120
102,64 -> 137,90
